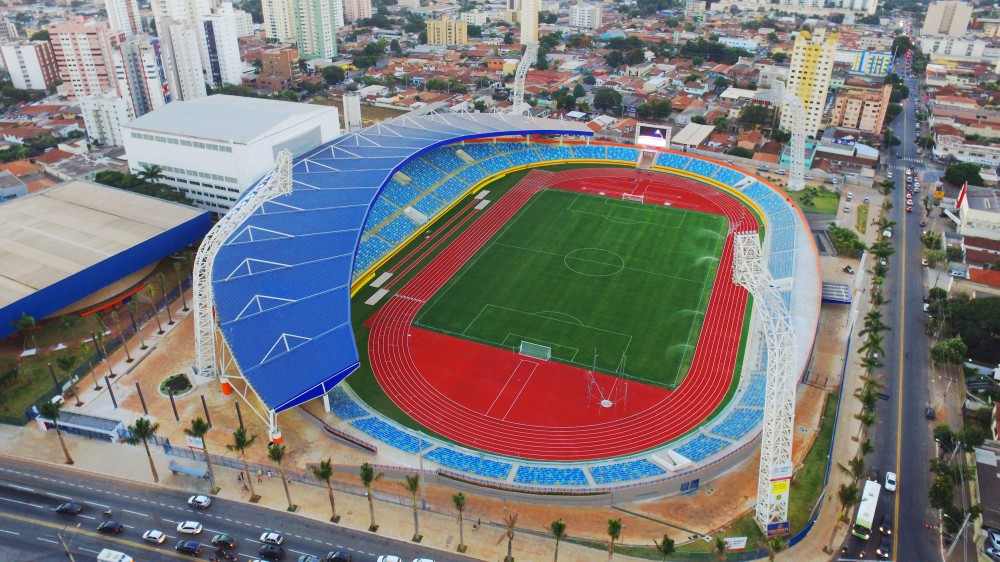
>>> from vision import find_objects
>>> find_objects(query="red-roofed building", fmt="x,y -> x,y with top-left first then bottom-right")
34,149 -> 73,165
969,268 -> 1000,287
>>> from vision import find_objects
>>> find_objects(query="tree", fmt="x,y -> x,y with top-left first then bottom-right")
321,65 -> 345,85
691,115 -> 707,124
359,463 -> 383,531
593,87 -> 622,113
267,443 -> 295,511
930,337 -> 967,375
713,76 -> 728,91
147,284 -> 164,334
713,116 -> 730,131
607,518 -> 622,561
184,417 -> 216,491
727,146 -> 754,158
125,417 -> 160,483
949,297 -> 1000,363
496,510 -> 518,562
713,535 -> 728,561
855,410 -> 877,437
583,74 -> 597,86
770,52 -> 787,63
944,162 -> 985,187
78,341 -> 101,390
14,312 -> 40,352
226,427 -> 258,500
925,249 -> 947,269
110,310 -> 132,363
311,458 -> 340,523
550,518 -> 566,562
934,424 -> 957,453
126,300 -> 147,350
572,83 -> 586,98
889,83 -> 909,103
765,537 -> 785,561
174,253 -> 191,312
38,401 -> 74,464
739,104 -> 772,128
94,331 -> 114,378
837,483 -> 859,517
860,438 -> 875,457
55,354 -> 81,406
928,474 -> 955,510
402,474 -> 421,541
653,533 -> 675,560
156,272 -> 174,325
137,163 -> 164,183
453,493 -> 467,552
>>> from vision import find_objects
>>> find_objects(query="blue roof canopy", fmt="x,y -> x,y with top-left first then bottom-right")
211,113 -> 592,413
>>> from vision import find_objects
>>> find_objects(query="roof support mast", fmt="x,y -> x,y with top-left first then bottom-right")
510,41 -> 538,116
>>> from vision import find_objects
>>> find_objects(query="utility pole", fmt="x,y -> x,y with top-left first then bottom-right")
57,525 -> 78,562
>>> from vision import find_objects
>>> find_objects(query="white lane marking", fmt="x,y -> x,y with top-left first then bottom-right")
79,515 -> 96,520
45,492 -> 72,500
87,501 -> 110,509
288,549 -> 310,555
163,518 -> 178,524
124,525 -> 136,529
79,548 -> 100,554
0,497 -> 44,509
37,538 -> 58,544
9,484 -> 35,492
0,530 -> 19,535
123,509 -> 148,517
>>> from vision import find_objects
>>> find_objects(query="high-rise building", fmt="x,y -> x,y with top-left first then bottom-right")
0,41 -> 59,90
922,1 -> 973,37
0,17 -> 20,41
341,0 -> 371,23
425,18 -> 468,45
114,35 -> 171,117
233,8 -> 255,37
828,81 -> 892,134
569,1 -> 602,30
294,0 -> 338,59
256,47 -> 300,90
263,0 -> 296,42
520,0 -> 539,44
781,28 -> 838,137
201,2 -> 243,87
105,0 -> 141,37
683,0 -> 706,18
80,91 -> 135,146
157,17 -> 208,100
48,18 -> 125,99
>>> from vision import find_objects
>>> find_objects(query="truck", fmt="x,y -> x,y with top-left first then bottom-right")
97,549 -> 134,562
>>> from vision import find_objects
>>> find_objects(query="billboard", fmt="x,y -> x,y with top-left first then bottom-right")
767,521 -> 790,537
636,123 -> 671,148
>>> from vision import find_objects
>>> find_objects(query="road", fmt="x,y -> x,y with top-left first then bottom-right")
836,50 -> 941,561
0,456 -> 475,562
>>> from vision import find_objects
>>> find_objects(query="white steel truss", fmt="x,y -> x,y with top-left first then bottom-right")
193,149 -> 294,390
732,232 -> 797,533
510,42 -> 538,116
759,82 -> 807,192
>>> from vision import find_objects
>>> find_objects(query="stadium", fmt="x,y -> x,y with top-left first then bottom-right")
204,112 -> 821,497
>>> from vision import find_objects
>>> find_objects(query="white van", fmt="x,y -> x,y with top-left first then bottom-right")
97,550 -> 134,562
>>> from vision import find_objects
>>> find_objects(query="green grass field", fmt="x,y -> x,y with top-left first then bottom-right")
413,188 -> 728,388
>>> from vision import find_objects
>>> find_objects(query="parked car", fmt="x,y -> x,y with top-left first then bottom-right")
188,495 -> 211,509
54,502 -> 83,515
142,530 -> 166,544
176,540 -> 202,555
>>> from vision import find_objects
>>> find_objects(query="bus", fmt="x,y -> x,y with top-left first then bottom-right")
852,480 -> 882,540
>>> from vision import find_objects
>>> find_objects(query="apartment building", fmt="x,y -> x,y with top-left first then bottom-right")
294,0 -> 340,59
426,18 -> 468,46
828,82 -> 892,134
0,41 -> 59,90
781,28 -> 838,137
569,1 -> 602,30
48,18 -> 125,99
104,0 -> 141,37
922,1 -> 973,37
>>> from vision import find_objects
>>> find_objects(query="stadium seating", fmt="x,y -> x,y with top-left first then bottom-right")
535,145 -> 574,162
656,152 -> 692,170
433,177 -> 471,203
458,165 -> 488,185
768,248 -> 795,280
674,434 -> 730,462
461,143 -> 499,160
571,145 -> 607,160
364,198 -> 398,230
607,146 -> 639,162
712,167 -> 744,187
326,387 -> 368,419
412,196 -> 444,216
711,408 -> 765,440
479,155 -> 513,174
590,459 -> 666,484
402,159 -> 446,190
685,158 -> 720,178
424,147 -> 465,171
350,417 -> 431,454
354,237 -> 391,274
740,374 -> 767,407
380,215 -> 418,244
425,447 -> 512,479
381,181 -> 423,208
505,147 -> 542,166
513,466 -> 589,486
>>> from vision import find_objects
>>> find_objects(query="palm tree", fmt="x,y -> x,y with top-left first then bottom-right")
860,310 -> 887,336
607,518 -> 622,561
858,334 -> 885,358
765,537 -> 785,561
94,331 -> 115,378
713,535 -> 727,561
14,312 -> 39,351
78,342 -> 101,390
138,163 -> 164,183
359,463 -> 383,531
156,273 -> 174,325
59,315 -> 78,343
653,533 -> 675,561
312,458 -> 340,523
402,474 -> 421,541
496,510 -> 518,562
860,354 -> 882,374
125,417 -> 160,483
860,438 -> 876,457
38,401 -> 74,464
147,285 -> 164,334
267,443 -> 295,511
55,354 -> 81,406
226,427 -> 258,499
837,483 -> 859,518
549,518 -> 566,562
839,455 -> 866,483
870,288 -> 887,307
184,417 -> 216,491
173,260 -> 190,312
453,493 -> 467,552
126,300 -> 148,350
110,311 -> 133,363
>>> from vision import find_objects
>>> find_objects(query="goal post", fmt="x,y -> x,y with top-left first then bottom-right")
518,341 -> 552,361
622,193 -> 645,203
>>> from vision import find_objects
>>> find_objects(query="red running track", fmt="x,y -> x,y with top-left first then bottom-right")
367,168 -> 759,461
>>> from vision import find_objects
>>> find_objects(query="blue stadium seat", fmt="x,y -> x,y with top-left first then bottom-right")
505,148 -> 541,166
381,182 -> 423,208
353,236 -> 392,275
460,143 -> 499,160
458,165 -> 487,185
350,417 -> 431,454
741,374 -> 767,407
712,167 -> 744,187
412,196 -> 444,216
433,177 -> 470,203
711,408 -> 765,440
513,466 -> 588,486
674,435 -> 730,462
607,146 -> 638,162
571,145 -> 607,160
326,387 -> 368,419
425,448 -> 512,479
423,147 -> 465,171
402,159 -> 446,190
685,158 -> 719,178
480,155 -> 512,174
364,198 -> 398,230
378,215 -> 417,244
590,459 -> 666,484
657,152 -> 692,169
535,145 -> 573,161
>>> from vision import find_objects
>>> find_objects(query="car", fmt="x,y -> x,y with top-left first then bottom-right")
176,540 -> 202,556
212,533 -> 237,549
376,557 -> 402,562
775,169 -> 786,175
259,544 -> 286,560
143,530 -> 167,544
876,535 -> 892,558
879,259 -> 887,267
920,220 -> 927,226
412,559 -> 436,562
906,198 -> 913,206
261,532 -> 284,545
804,174 -> 813,180
913,186 -> 920,192
846,192 -> 853,201
879,513 -> 894,535
188,494 -> 211,508
885,471 -> 897,492
883,228 -> 892,238
844,205 -> 851,213
177,521 -> 203,534
863,197 -> 870,204
914,181 -> 921,189
887,172 -> 893,179
923,302 -> 930,312
925,406 -> 936,420
297,556 -> 321,562
985,527 -> 1000,550
54,502 -> 83,515
985,545 -> 1000,562
98,520 -> 124,534
325,553 -> 353,562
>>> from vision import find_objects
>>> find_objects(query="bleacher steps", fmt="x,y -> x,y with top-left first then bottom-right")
404,206 -> 428,225
393,171 -> 411,184
455,149 -> 475,164
661,450 -> 693,471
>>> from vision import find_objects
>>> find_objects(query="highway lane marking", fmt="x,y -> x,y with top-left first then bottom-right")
289,549 -> 310,555
0,497 -> 45,509
0,529 -> 19,535
37,537 -> 58,544
80,547 -> 101,554
9,484 -> 35,492
88,500 -> 111,509
123,509 -> 148,517
45,492 -> 72,500
80,515 -> 96,520
893,123 -> 910,560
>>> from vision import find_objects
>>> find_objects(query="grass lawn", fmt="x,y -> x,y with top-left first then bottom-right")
788,391 -> 838,529
785,186 -> 840,215
413,189 -> 727,387
855,203 -> 869,234
0,347 -> 80,418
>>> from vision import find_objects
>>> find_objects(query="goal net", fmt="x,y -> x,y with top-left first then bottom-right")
622,193 -> 645,203
518,341 -> 552,361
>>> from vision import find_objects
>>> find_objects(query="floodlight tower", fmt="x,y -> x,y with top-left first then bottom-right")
759,82 -> 807,191
192,150 -> 294,440
732,232 -> 797,534
510,41 -> 538,116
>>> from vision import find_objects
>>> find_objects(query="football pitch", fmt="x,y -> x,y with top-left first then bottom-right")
413,188 -> 729,388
